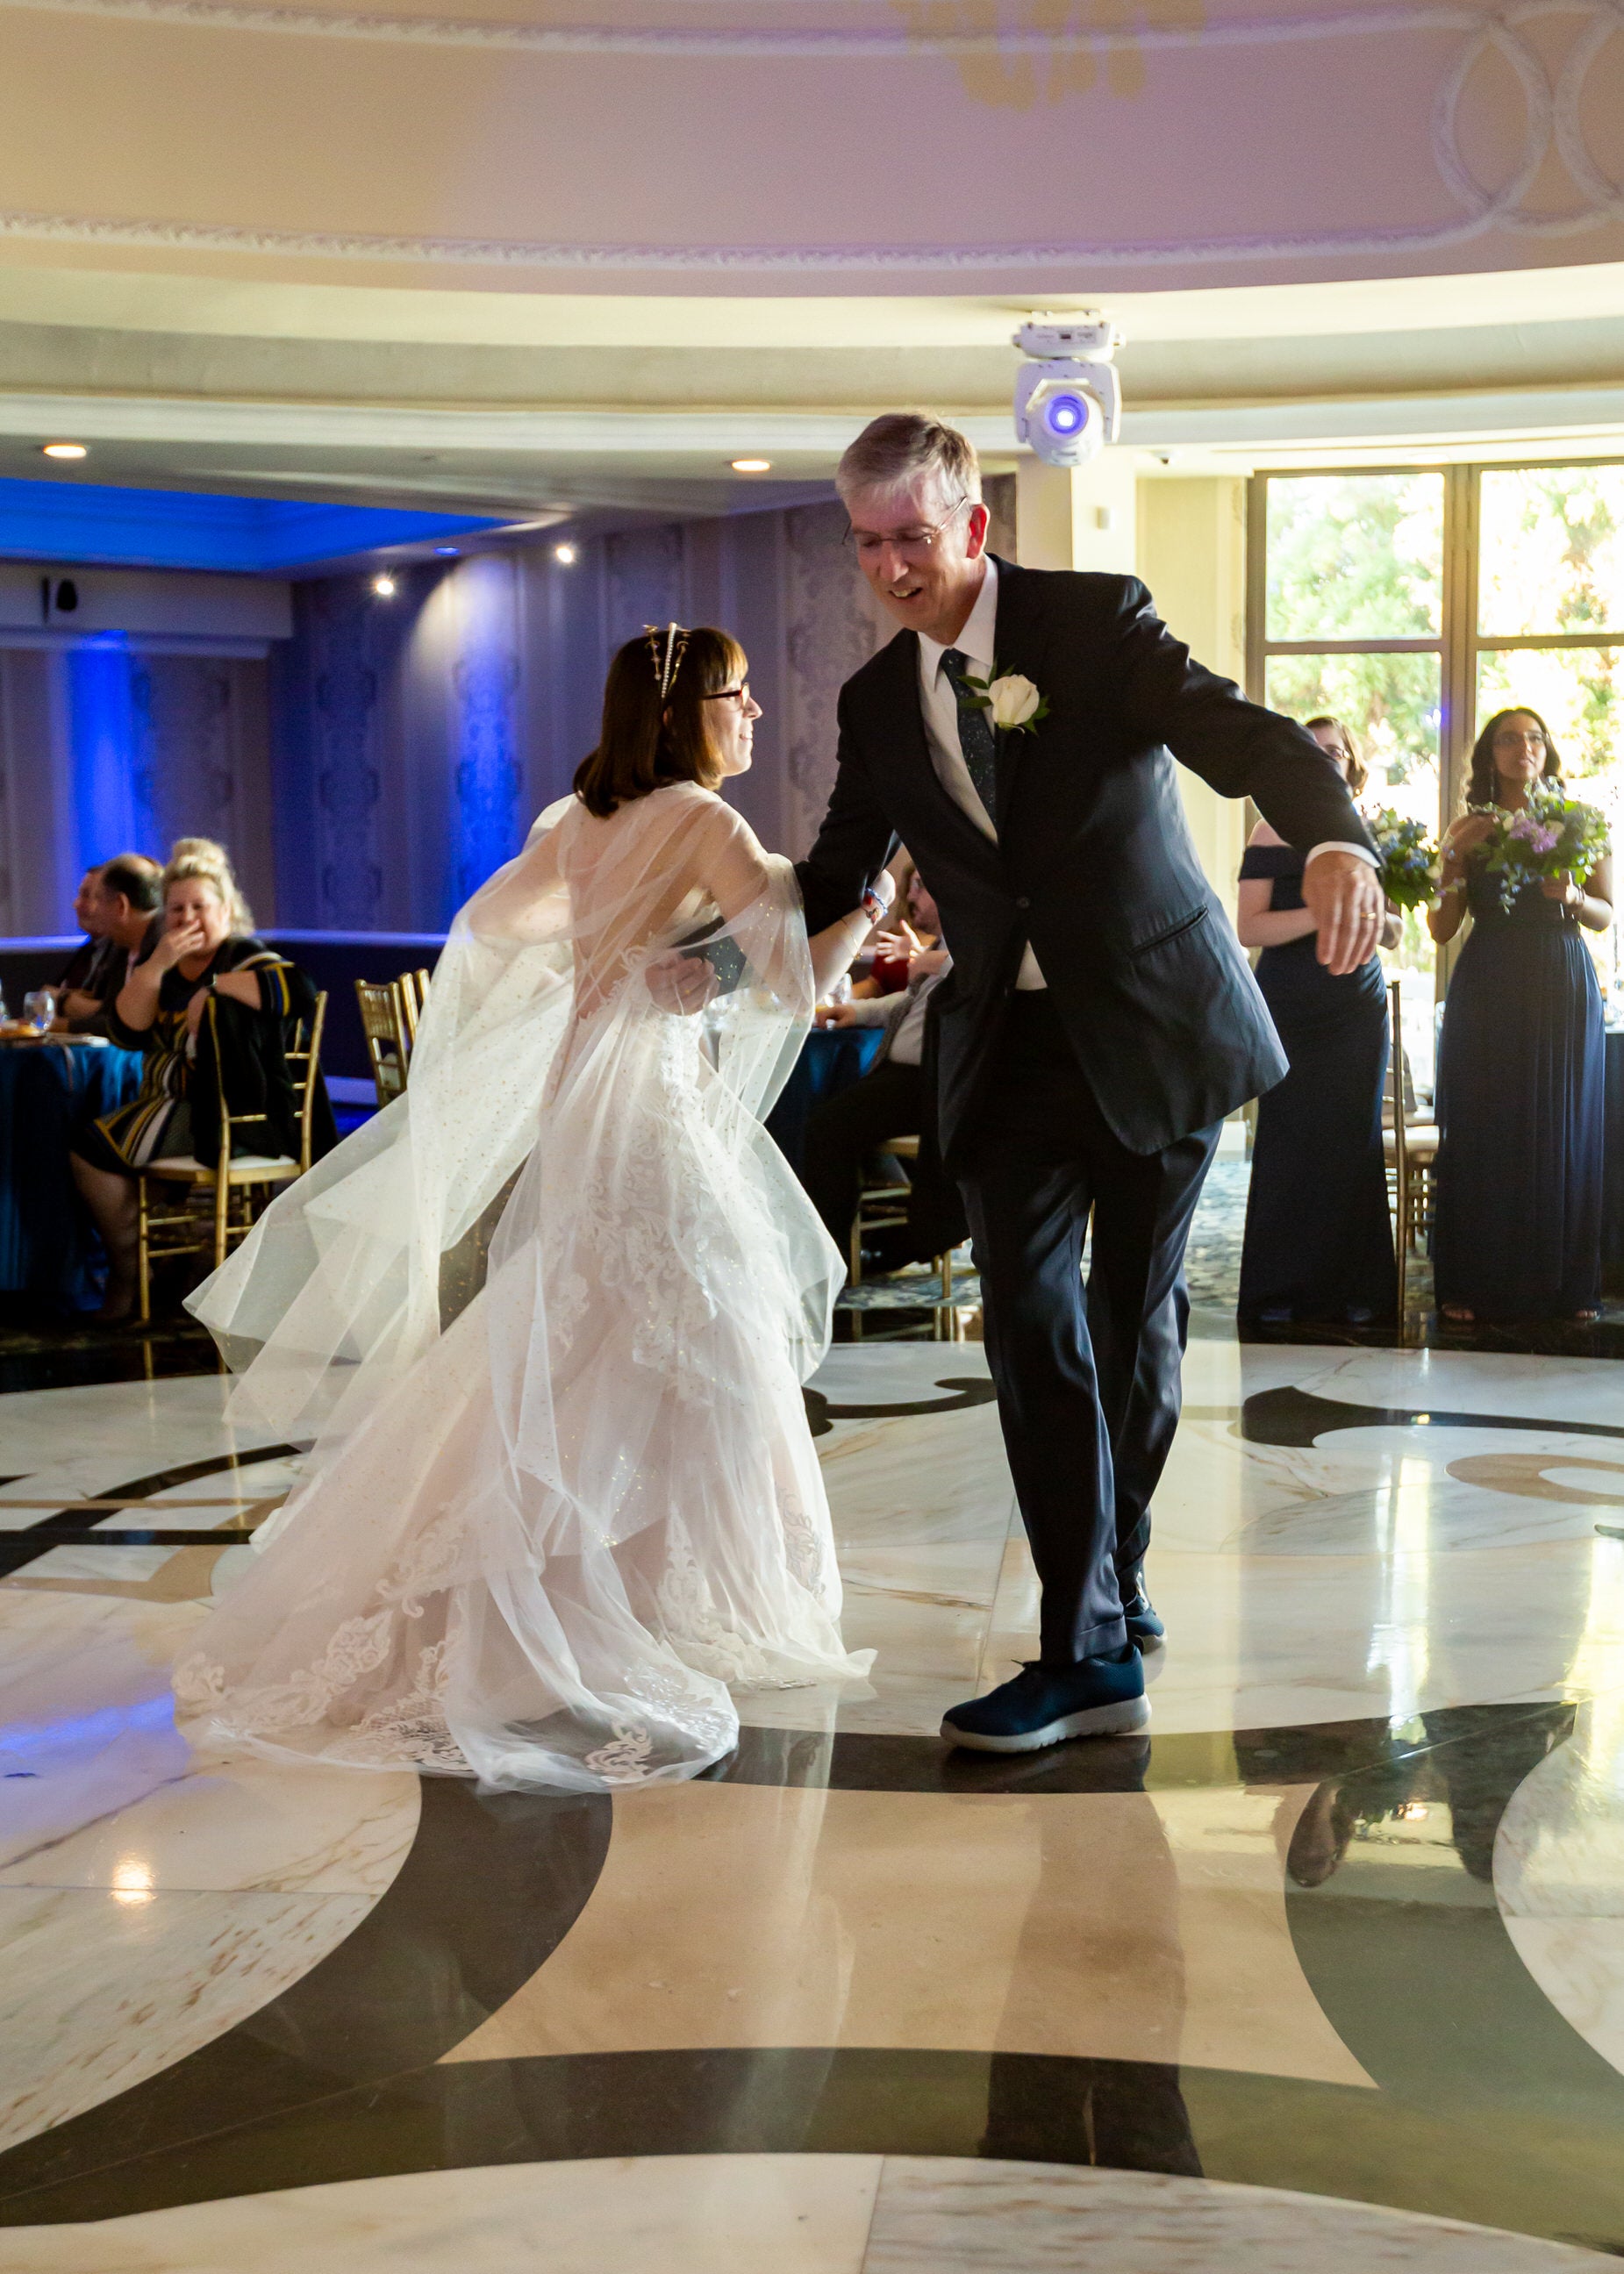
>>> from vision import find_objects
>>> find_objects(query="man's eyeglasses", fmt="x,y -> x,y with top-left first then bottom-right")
843,496 -> 970,561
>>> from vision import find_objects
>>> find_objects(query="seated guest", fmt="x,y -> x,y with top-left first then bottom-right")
54,868 -> 111,1005
805,876 -> 965,1276
56,855 -> 162,1029
69,839 -> 333,1323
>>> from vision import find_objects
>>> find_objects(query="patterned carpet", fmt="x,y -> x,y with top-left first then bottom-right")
837,1154 -> 1256,1324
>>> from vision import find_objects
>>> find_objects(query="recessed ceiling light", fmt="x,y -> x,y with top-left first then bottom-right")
554,542 -> 578,566
371,573 -> 397,597
433,545 -> 460,557
731,458 -> 771,473
42,441 -> 87,461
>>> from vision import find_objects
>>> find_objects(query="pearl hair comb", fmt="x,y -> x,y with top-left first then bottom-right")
644,621 -> 690,698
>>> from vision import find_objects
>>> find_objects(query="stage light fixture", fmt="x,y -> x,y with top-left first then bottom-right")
42,441 -> 87,461
554,542 -> 578,566
371,573 -> 397,597
1012,314 -> 1122,468
731,458 -> 771,473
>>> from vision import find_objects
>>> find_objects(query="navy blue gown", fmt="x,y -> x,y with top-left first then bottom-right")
1238,845 -> 1397,1326
1434,869 -> 1604,1319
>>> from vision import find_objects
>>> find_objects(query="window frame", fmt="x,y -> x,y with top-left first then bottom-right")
1247,454 -> 1624,999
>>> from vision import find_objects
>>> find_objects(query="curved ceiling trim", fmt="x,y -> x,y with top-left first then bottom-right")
0,0 -> 1484,53
0,202 -> 1605,272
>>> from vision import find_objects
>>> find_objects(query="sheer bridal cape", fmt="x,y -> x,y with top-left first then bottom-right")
176,784 -> 871,1791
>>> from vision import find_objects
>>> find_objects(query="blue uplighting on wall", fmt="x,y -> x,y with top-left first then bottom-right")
0,478 -> 509,576
68,636 -> 151,877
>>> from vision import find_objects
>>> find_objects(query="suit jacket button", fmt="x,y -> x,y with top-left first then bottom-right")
1015,895 -> 1031,910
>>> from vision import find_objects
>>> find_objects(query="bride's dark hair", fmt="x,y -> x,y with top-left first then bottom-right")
574,625 -> 748,818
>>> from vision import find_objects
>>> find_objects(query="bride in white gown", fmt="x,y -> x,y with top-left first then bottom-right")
175,625 -> 884,1791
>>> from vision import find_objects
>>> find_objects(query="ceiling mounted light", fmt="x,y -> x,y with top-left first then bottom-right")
42,441 -> 87,461
731,458 -> 771,474
371,573 -> 397,597
553,542 -> 578,566
433,545 -> 460,557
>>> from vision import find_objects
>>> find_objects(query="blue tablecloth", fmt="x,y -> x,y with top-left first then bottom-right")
0,1042 -> 144,1311
766,1025 -> 885,1179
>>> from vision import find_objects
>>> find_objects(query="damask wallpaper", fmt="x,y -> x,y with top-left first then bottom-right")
268,496 -> 894,933
0,642 -> 273,938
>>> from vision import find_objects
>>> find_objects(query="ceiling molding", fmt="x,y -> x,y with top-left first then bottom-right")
0,204 -> 1592,275
0,0 -> 1488,54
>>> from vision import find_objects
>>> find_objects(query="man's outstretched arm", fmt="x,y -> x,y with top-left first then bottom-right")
1107,578 -> 1384,976
794,692 -> 899,936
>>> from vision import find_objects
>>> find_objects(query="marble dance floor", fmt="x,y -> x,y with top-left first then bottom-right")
2,1331 -> 1624,2266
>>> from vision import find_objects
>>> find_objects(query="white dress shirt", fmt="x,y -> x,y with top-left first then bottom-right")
843,960 -> 948,1066
917,560 -> 1047,989
913,557 -> 1376,995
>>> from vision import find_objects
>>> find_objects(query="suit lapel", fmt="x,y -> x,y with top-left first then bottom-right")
989,559 -> 1055,836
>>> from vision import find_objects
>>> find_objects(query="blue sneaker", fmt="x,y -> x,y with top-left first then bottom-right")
1120,1570 -> 1165,1646
941,1651 -> 1148,1754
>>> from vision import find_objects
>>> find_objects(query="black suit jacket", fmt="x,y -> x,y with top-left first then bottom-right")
796,558 -> 1376,1162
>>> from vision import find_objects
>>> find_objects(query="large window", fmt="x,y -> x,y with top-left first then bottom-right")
1249,460 -> 1623,1094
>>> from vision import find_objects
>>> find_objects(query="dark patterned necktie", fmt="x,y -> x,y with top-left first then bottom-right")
941,648 -> 998,823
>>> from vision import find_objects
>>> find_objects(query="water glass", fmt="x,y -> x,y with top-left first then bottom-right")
22,990 -> 52,1033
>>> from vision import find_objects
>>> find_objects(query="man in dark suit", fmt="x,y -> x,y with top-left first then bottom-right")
796,414 -> 1382,1754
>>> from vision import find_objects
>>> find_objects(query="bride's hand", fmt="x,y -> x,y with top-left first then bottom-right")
646,950 -> 719,1017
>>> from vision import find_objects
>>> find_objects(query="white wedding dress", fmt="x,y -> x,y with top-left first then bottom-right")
175,783 -> 871,1791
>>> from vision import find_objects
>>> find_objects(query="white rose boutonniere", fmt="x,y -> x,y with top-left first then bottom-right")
957,664 -> 1049,735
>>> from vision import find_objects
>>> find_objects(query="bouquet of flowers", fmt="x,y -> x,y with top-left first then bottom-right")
1470,789 -> 1611,914
1364,808 -> 1440,911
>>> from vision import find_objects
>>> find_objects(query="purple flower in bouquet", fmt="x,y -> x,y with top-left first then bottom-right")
1506,813 -> 1560,855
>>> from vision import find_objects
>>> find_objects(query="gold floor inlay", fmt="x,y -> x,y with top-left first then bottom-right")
443,1782 -> 1372,2087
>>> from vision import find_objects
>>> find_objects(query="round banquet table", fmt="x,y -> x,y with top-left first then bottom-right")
0,1039 -> 145,1312
766,1023 -> 886,1180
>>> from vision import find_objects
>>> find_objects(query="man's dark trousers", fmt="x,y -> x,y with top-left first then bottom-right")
958,992 -> 1220,1665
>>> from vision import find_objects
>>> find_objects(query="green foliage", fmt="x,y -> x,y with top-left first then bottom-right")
1266,474 -> 1443,642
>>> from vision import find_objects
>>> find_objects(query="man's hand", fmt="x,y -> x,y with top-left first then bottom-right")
815,1000 -> 865,1028
1301,849 -> 1384,976
646,950 -> 719,1017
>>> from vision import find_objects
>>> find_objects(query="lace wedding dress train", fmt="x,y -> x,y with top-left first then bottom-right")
175,784 -> 871,1791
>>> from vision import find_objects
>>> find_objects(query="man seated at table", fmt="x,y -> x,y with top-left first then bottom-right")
805,875 -> 965,1277
56,855 -> 161,1031
53,868 -> 112,1007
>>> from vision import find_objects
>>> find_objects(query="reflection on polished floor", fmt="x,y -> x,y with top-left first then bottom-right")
4,1334 -> 1624,2265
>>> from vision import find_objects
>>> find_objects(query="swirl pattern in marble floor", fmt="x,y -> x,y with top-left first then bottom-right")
3,1340 -> 1624,2263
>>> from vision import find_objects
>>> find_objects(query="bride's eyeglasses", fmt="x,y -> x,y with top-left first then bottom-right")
703,684 -> 752,707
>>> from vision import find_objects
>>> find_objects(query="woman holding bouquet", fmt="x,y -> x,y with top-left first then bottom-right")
1430,708 -> 1613,1324
1237,717 -> 1400,1331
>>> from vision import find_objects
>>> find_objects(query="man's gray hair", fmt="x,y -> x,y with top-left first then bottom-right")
835,414 -> 981,514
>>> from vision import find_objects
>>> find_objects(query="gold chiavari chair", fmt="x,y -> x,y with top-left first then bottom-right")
1384,978 -> 1441,1341
398,966 -> 432,1044
136,992 -> 328,1323
849,1134 -> 962,1342
355,976 -> 415,1107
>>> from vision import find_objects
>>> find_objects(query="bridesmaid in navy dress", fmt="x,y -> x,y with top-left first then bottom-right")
1430,708 -> 1613,1325
1237,717 -> 1399,1330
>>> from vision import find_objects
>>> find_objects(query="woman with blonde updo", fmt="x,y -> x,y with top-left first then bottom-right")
70,839 -> 329,1322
